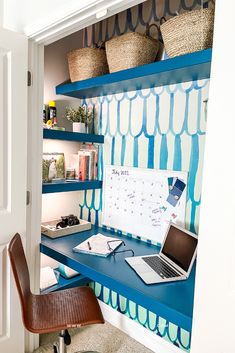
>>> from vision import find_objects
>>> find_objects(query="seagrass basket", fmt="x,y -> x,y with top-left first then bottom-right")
105,24 -> 160,73
67,47 -> 109,82
160,8 -> 214,58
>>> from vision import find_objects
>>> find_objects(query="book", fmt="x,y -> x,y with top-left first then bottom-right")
79,154 -> 87,181
78,145 -> 98,181
73,233 -> 123,257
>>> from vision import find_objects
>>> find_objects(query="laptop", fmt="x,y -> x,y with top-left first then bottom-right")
125,223 -> 198,285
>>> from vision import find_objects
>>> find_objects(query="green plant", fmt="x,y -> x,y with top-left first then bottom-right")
65,105 -> 93,124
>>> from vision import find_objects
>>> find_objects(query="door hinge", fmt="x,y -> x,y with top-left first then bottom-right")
26,191 -> 30,205
27,71 -> 32,87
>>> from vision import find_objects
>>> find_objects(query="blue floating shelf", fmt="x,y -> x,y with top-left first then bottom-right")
56,49 -> 212,99
43,129 -> 104,144
40,273 -> 91,294
42,180 -> 102,194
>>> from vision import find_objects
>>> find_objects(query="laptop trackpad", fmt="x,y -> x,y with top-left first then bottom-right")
133,263 -> 153,273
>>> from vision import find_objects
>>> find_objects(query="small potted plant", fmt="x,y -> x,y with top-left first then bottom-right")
65,105 -> 92,133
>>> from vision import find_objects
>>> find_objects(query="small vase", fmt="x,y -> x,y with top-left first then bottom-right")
73,122 -> 86,133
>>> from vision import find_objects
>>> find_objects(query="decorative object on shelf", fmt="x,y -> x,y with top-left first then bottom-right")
56,214 -> 80,228
48,100 -> 57,127
73,122 -> 86,133
65,106 -> 92,133
69,154 -> 79,179
42,152 -> 65,183
160,8 -> 214,58
43,100 -> 65,131
41,217 -> 91,238
105,24 -> 160,73
66,167 -> 76,180
67,44 -> 109,82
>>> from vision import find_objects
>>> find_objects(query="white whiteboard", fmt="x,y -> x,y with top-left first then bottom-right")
102,165 -> 188,244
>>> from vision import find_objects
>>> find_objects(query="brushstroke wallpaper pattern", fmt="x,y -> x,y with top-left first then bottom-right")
77,0 -> 213,350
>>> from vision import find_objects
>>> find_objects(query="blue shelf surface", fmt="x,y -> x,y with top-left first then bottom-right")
43,129 -> 104,144
41,225 -> 196,332
40,273 -> 91,294
56,49 -> 212,99
42,180 -> 102,194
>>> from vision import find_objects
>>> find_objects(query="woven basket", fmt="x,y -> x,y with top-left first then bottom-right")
160,8 -> 214,58
105,24 -> 160,73
67,47 -> 109,82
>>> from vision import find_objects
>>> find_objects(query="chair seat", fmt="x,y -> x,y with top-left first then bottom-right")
27,286 -> 104,334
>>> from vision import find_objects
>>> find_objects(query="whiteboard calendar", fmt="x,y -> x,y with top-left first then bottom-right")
102,165 -> 188,244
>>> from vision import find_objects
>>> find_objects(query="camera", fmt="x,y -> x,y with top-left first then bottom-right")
56,214 -> 80,228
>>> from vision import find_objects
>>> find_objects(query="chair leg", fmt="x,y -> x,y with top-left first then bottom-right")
53,329 -> 100,353
53,330 -> 71,353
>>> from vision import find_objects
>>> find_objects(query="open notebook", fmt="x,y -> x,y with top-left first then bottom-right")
73,233 -> 122,257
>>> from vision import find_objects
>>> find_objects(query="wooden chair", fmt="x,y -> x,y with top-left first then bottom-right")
8,233 -> 104,353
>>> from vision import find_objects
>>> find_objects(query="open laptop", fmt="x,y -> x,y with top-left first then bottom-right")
125,223 -> 198,285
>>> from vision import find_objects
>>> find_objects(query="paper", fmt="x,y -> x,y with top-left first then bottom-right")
40,266 -> 58,290
73,233 -> 122,257
102,166 -> 187,244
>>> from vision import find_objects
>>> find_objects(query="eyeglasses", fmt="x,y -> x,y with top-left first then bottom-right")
107,240 -> 135,257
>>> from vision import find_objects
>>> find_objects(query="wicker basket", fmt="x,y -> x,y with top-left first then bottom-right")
105,24 -> 160,73
67,47 -> 109,82
160,8 -> 214,58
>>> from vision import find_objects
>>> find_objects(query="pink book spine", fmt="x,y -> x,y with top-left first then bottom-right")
79,155 -> 86,181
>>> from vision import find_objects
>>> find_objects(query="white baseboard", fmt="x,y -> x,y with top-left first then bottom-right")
98,300 -> 183,353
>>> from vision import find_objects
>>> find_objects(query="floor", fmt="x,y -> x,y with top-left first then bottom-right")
33,321 -> 154,353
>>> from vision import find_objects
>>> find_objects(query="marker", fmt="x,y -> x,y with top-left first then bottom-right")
87,241 -> 92,250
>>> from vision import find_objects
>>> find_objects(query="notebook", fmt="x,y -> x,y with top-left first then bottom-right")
73,233 -> 123,257
40,266 -> 58,290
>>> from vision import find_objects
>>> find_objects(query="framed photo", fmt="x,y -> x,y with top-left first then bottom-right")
42,152 -> 65,182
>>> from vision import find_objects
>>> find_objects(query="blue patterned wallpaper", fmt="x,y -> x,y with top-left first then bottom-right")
78,0 -> 212,351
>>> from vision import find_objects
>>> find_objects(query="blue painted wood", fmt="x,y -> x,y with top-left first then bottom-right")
42,180 -> 102,194
40,273 -> 91,294
43,129 -> 104,144
40,226 -> 195,331
56,49 -> 211,99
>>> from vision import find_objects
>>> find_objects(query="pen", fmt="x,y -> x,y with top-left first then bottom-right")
87,241 -> 92,250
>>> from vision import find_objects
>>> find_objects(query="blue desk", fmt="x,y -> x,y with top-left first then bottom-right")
40,226 -> 195,332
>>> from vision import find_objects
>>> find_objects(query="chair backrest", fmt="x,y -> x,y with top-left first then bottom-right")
8,233 -> 31,327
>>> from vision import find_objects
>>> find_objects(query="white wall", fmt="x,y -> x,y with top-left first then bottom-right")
191,1 -> 235,352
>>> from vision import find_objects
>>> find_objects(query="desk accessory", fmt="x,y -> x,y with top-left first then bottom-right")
102,165 -> 188,244
41,217 -> 91,238
73,233 -> 123,257
126,223 -> 197,285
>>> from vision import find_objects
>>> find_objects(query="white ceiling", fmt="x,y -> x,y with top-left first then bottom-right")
3,0 -> 102,33
3,0 -> 145,43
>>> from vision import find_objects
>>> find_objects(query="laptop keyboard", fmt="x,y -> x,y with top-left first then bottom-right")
143,256 -> 180,279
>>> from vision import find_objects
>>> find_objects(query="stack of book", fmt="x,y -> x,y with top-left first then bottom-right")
78,145 -> 98,181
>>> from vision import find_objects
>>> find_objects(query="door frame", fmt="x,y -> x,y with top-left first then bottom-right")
25,39 -> 44,353
26,1 -> 144,351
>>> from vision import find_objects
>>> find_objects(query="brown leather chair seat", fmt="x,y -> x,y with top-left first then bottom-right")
8,233 -> 104,352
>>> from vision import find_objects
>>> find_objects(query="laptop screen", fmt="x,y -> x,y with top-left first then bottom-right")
161,225 -> 198,272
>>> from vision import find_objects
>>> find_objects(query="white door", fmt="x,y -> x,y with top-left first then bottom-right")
0,27 -> 27,353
